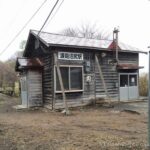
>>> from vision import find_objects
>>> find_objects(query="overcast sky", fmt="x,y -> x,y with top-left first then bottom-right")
0,0 -> 149,73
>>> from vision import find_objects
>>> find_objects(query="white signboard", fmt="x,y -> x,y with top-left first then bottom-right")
58,52 -> 83,60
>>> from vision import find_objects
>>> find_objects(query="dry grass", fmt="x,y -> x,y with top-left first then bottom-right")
139,73 -> 148,96
0,94 -> 148,150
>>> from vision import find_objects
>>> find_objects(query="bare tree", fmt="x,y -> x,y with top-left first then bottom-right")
19,40 -> 26,50
62,27 -> 79,37
61,23 -> 111,40
0,60 -> 18,88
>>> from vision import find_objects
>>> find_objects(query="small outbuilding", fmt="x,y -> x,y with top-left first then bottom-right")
15,29 -> 147,109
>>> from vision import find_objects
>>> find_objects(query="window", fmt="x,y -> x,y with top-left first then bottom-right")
70,67 -> 82,90
120,74 -> 138,87
120,75 -> 128,87
129,75 -> 137,86
55,66 -> 83,92
56,67 -> 69,91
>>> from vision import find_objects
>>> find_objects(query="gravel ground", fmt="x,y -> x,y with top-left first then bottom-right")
0,94 -> 148,150
114,101 -> 148,115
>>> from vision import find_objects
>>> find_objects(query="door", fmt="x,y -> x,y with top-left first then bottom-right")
120,74 -> 129,100
128,74 -> 138,99
20,76 -> 28,107
119,73 -> 138,101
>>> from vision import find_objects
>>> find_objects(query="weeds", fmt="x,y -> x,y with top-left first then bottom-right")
139,73 -> 148,96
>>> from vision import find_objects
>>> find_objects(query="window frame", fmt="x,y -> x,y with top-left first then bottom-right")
54,65 -> 84,93
119,73 -> 138,87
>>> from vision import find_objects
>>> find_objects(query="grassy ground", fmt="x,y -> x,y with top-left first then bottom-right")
0,94 -> 148,150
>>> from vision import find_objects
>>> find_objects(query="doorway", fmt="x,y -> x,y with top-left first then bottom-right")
119,73 -> 138,101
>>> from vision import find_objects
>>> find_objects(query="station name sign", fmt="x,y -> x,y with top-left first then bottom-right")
58,52 -> 83,60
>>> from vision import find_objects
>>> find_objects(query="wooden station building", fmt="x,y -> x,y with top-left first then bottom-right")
15,29 -> 146,109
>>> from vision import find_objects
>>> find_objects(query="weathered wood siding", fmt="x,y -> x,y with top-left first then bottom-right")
95,52 -> 119,99
83,52 -> 95,100
54,50 -> 139,105
95,52 -> 139,100
27,70 -> 43,107
43,54 -> 53,105
54,51 -> 95,106
118,52 -> 139,73
118,52 -> 138,65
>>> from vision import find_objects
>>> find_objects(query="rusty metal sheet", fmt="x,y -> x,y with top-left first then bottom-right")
117,63 -> 144,69
16,58 -> 43,71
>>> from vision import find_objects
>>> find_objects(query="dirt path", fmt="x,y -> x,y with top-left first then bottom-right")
0,94 -> 148,150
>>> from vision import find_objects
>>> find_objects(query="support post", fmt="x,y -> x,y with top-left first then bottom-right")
54,53 -> 69,114
95,54 -> 111,104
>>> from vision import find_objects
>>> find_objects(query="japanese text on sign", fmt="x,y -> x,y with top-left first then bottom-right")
58,52 -> 83,60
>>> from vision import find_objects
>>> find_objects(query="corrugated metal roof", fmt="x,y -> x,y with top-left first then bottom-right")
31,30 -> 146,53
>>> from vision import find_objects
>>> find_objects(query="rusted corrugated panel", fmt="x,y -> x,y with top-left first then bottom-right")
18,58 -> 43,67
16,58 -> 43,71
117,63 -> 144,69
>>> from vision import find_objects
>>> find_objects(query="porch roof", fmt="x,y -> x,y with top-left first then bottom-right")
15,57 -> 43,71
117,63 -> 144,70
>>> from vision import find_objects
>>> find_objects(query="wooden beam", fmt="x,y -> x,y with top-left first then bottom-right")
54,53 -> 69,114
95,54 -> 111,103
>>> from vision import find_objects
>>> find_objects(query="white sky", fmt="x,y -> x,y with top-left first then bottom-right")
0,0 -> 149,73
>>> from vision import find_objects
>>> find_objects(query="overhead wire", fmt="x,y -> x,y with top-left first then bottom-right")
0,0 -> 48,56
5,0 -> 27,30
0,0 -> 27,36
44,0 -> 64,30
37,0 -> 60,36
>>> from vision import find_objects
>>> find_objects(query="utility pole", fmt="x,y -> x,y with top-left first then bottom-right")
148,49 -> 150,148
113,27 -> 120,104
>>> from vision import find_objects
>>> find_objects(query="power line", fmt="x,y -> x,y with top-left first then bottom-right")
44,0 -> 64,30
0,0 -> 48,56
37,0 -> 60,36
1,0 -> 27,35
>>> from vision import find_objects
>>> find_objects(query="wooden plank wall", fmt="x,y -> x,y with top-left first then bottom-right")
27,70 -> 43,107
43,54 -> 53,105
95,52 -> 118,99
45,50 -> 139,108
118,52 -> 138,65
83,52 -> 95,100
54,51 -> 95,106
95,52 -> 139,100
118,52 -> 139,73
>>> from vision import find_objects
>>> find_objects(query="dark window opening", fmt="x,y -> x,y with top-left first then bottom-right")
70,67 -> 82,90
56,66 -> 83,92
120,75 -> 128,87
56,67 -> 69,91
